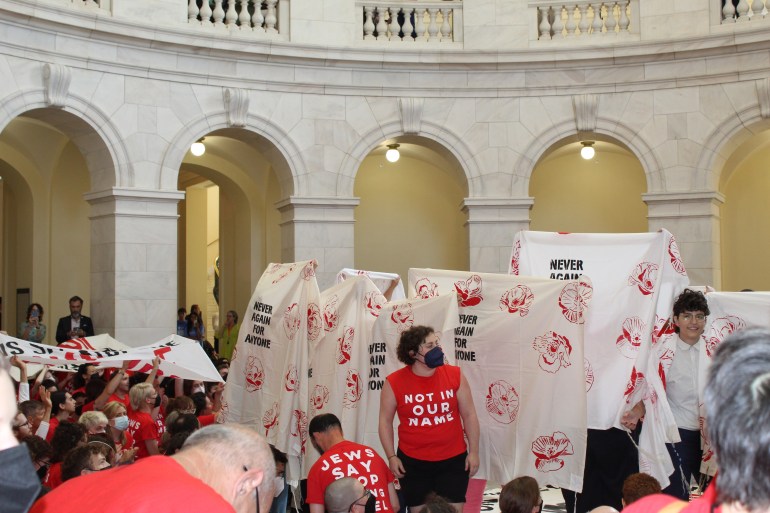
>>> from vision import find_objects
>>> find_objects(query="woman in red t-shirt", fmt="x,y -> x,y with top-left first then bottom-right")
127,383 -> 160,459
102,401 -> 137,463
379,325 -> 480,513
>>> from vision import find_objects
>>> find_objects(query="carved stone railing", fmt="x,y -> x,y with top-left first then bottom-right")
187,0 -> 282,34
531,1 -> 638,40
356,1 -> 463,43
721,0 -> 768,23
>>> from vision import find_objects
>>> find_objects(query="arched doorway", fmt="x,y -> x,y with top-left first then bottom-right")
354,136 -> 470,282
529,139 -> 648,233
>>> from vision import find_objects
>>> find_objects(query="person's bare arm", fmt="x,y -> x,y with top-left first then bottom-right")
211,383 -> 224,412
387,482 -> 400,512
309,504 -> 325,513
378,380 -> 404,478
621,400 -> 646,431
94,360 -> 130,411
145,357 -> 161,384
145,438 -> 160,456
457,372 -> 480,477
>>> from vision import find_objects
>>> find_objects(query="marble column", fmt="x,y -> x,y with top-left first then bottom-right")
85,188 -> 185,346
463,197 -> 534,274
643,191 -> 724,289
276,196 -> 360,290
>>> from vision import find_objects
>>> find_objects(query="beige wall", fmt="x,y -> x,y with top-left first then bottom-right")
529,144 -> 648,234
354,153 -> 469,283
721,146 -> 770,291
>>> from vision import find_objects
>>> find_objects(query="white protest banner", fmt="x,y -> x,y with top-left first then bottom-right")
0,334 -> 222,382
301,275 -> 385,476
510,230 -> 689,487
360,293 -> 459,458
694,291 -> 770,475
221,260 -> 322,477
336,268 -> 406,301
409,269 -> 589,490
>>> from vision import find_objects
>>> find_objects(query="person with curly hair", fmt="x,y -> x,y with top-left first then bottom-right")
379,325 -> 479,513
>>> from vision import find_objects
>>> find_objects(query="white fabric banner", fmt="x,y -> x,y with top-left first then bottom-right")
360,293 -> 460,457
510,230 -> 689,487
695,291 -> 770,475
336,268 -> 406,301
221,260 -> 322,476
409,269 -> 589,490
302,275 -> 386,477
0,334 -> 222,382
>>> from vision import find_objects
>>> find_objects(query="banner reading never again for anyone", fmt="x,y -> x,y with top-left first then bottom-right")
409,269 -> 590,491
222,260 -> 322,471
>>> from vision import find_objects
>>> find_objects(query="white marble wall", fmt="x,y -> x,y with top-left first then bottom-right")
0,0 -> 768,339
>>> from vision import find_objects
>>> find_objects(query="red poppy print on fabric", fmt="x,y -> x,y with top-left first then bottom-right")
271,264 -> 296,284
559,280 -> 593,324
584,358 -> 594,392
705,315 -> 746,358
414,278 -> 439,299
499,285 -> 534,317
284,365 -> 299,392
532,332 -> 572,373
323,295 -> 339,332
307,303 -> 322,341
245,356 -> 265,392
310,385 -> 330,411
668,237 -> 686,275
336,326 -> 355,364
301,261 -> 316,280
364,291 -> 386,318
624,367 -> 645,404
391,303 -> 414,333
485,380 -> 519,424
291,409 -> 308,455
616,317 -> 646,359
283,303 -> 301,340
262,402 -> 279,437
628,262 -> 658,296
343,369 -> 363,408
265,263 -> 281,275
455,275 -> 484,307
532,432 -> 574,472
510,239 -> 521,275
651,316 -> 675,346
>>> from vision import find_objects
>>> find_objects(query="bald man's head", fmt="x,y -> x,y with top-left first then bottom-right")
325,478 -> 367,513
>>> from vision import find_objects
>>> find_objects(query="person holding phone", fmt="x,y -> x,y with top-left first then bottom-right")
20,303 -> 47,343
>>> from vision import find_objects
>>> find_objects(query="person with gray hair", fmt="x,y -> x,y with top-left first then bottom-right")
30,423 -> 276,513
624,328 -> 770,513
324,477 -> 373,513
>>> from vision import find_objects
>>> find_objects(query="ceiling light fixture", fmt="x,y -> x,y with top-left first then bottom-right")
580,141 -> 595,160
191,137 -> 206,157
385,143 -> 400,163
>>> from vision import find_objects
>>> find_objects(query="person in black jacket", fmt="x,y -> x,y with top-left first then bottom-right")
55,296 -> 95,344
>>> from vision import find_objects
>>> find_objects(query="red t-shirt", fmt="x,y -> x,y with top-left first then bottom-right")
387,365 -> 466,461
45,417 -> 60,443
198,414 -> 217,427
623,482 -> 720,513
30,456 -> 236,513
44,462 -> 63,490
127,408 -> 159,460
107,393 -> 130,408
306,440 -> 396,513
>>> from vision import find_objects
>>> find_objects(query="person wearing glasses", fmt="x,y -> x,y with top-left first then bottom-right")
324,477 -> 375,513
30,423 -> 277,513
621,289 -> 710,501
306,413 -> 398,513
499,476 -> 543,513
379,325 -> 480,513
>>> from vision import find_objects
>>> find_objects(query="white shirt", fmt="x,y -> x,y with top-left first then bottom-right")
666,336 -> 701,430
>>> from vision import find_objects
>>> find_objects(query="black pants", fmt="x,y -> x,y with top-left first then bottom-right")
663,428 -> 702,500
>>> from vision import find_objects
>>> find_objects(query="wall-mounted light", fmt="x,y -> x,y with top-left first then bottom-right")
385,143 -> 400,163
580,141 -> 595,160
191,137 -> 206,157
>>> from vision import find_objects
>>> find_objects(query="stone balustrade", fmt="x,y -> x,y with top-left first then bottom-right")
188,0 -> 281,33
532,1 -> 636,40
721,0 -> 768,23
356,1 -> 463,43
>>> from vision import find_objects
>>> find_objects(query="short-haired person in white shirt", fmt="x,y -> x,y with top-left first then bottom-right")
623,288 -> 709,500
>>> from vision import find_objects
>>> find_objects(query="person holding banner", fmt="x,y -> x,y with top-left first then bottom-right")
622,289 -> 709,501
379,325 -> 480,513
